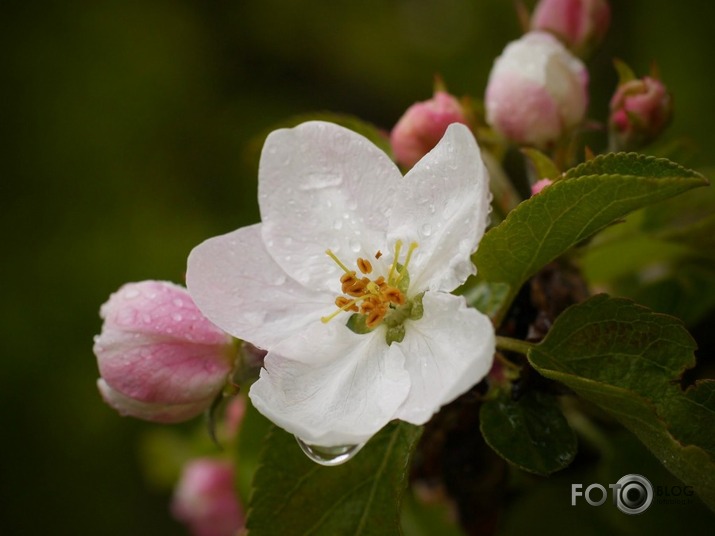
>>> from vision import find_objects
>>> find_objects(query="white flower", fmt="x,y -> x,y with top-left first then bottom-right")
186,121 -> 495,448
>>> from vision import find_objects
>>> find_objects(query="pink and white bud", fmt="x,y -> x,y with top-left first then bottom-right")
531,0 -> 611,57
485,31 -> 589,148
94,281 -> 235,423
172,458 -> 244,536
390,90 -> 469,168
609,76 -> 672,150
531,178 -> 554,195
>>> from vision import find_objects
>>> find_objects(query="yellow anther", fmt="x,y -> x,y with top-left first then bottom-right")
321,297 -> 360,323
357,257 -> 373,275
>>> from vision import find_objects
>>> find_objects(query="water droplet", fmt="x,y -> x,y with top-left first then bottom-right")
421,223 -> 432,236
428,203 -> 436,214
171,313 -> 183,322
124,289 -> 140,299
295,437 -> 365,466
333,219 -> 343,230
274,274 -> 287,285
142,314 -> 152,324
172,298 -> 184,308
346,199 -> 358,211
349,239 -> 361,253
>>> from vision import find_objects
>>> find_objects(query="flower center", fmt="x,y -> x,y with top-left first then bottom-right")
320,240 -> 421,337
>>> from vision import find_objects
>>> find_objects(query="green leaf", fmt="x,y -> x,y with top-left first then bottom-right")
480,390 -> 576,476
528,295 -> 715,510
521,147 -> 560,180
475,153 -> 708,321
246,422 -> 422,535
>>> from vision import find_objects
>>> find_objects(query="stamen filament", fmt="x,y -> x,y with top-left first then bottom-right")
388,240 -> 403,284
397,242 -> 418,283
321,297 -> 361,323
325,249 -> 351,273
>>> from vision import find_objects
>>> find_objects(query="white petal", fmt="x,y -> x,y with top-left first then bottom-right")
388,123 -> 491,292
394,292 -> 494,424
186,223 -> 331,349
258,121 -> 402,291
249,322 -> 410,447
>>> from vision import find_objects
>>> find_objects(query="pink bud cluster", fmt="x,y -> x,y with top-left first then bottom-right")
93,281 -> 235,423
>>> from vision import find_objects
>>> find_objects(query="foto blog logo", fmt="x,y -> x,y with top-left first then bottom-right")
571,474 -> 653,514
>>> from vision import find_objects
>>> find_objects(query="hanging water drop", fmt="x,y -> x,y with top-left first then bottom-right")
295,437 -> 365,466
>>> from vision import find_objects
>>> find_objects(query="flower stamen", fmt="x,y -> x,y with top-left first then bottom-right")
322,240 -> 419,330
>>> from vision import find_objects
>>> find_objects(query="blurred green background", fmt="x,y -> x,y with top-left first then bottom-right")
2,1 -> 715,534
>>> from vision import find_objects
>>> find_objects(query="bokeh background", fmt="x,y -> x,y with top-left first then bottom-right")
2,1 -> 715,534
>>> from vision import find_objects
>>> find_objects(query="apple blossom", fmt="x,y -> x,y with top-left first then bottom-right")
531,0 -> 611,57
186,121 -> 495,452
171,458 -> 244,536
390,90 -> 469,169
94,281 -> 235,423
485,31 -> 589,148
609,76 -> 672,150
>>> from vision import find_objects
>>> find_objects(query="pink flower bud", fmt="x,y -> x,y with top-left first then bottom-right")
531,0 -> 611,57
485,31 -> 589,148
609,76 -> 672,150
531,178 -> 554,195
94,281 -> 235,423
390,90 -> 469,168
172,458 -> 244,536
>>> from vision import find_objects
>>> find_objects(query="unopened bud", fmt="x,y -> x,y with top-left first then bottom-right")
531,0 -> 611,57
609,76 -> 672,150
485,32 -> 589,148
171,458 -> 244,536
94,281 -> 235,423
390,90 -> 469,168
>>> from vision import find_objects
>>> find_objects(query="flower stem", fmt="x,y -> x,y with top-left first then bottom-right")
495,335 -> 535,356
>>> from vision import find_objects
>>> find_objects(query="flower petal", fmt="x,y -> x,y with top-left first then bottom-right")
387,123 -> 491,293
186,223 -> 330,349
258,121 -> 402,291
249,322 -> 410,447
97,379 -> 211,423
394,292 -> 495,424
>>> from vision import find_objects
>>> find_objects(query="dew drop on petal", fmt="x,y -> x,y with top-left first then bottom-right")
295,437 -> 365,466
349,239 -> 361,253
333,219 -> 343,230
171,313 -> 183,322
346,198 -> 358,211
274,274 -> 287,285
172,298 -> 184,308
142,313 -> 152,324
421,223 -> 433,237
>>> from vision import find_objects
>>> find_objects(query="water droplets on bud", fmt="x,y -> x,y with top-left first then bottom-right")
295,437 -> 365,466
